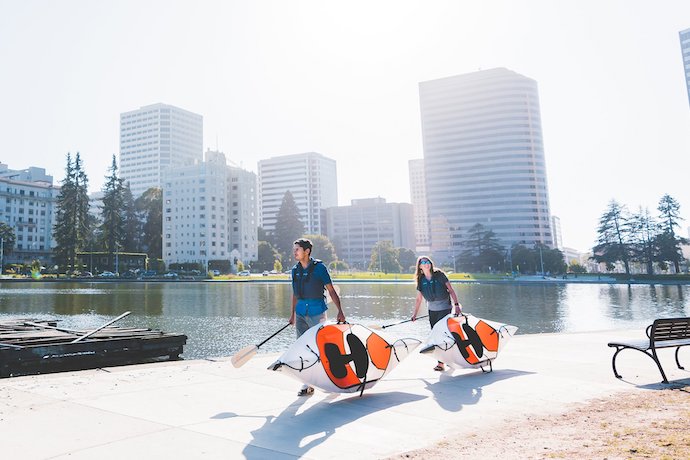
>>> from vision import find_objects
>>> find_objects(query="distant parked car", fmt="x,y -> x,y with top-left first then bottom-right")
163,272 -> 179,279
238,270 -> 251,276
262,270 -> 269,276
98,271 -> 116,278
212,270 -> 221,276
120,270 -> 137,279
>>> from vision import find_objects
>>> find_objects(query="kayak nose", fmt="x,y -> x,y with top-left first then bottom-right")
268,360 -> 283,371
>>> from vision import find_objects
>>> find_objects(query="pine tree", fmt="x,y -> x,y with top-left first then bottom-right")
628,206 -> 658,275
53,153 -> 75,272
135,187 -> 162,259
273,191 -> 305,262
592,200 -> 631,274
53,152 -> 91,274
99,155 -> 125,271
459,223 -> 505,272
122,182 -> 140,252
656,194 -> 687,273
73,153 -> 92,269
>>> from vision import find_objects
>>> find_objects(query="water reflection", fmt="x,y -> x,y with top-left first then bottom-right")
0,280 -> 688,359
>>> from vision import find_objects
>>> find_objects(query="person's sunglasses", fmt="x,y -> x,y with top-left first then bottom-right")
419,260 -> 431,265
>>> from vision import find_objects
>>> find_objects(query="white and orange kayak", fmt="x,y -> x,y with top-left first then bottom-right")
420,313 -> 517,371
268,322 -> 420,395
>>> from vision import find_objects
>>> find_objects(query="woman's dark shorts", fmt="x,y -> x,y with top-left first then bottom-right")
429,308 -> 451,329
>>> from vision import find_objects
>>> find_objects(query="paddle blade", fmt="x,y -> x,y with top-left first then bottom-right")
231,345 -> 258,368
368,324 -> 383,330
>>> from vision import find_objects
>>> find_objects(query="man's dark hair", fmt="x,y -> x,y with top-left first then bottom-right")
293,238 -> 313,253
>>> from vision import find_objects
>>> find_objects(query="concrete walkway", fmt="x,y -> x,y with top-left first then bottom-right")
1,329 -> 688,459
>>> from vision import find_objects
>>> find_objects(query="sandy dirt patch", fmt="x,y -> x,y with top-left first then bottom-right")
390,384 -> 690,460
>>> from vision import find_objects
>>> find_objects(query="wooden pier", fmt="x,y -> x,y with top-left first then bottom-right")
0,318 -> 187,377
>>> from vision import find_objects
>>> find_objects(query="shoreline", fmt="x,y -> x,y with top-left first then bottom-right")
2,275 -> 690,285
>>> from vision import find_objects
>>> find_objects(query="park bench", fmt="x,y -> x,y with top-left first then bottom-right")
607,317 -> 690,383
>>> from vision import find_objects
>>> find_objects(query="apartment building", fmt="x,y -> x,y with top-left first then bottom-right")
162,150 -> 257,271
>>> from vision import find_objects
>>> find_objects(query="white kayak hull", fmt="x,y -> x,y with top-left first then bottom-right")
420,314 -> 517,370
269,322 -> 420,394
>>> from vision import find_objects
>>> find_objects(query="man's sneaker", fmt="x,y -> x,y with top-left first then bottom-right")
297,385 -> 314,396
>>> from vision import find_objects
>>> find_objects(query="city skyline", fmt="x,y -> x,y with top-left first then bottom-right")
2,1 -> 690,252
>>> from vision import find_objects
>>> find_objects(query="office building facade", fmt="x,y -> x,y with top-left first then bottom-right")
120,103 -> 203,198
258,152 -> 337,235
419,68 -> 553,264
324,197 -> 415,270
680,28 -> 690,107
162,150 -> 257,271
551,215 -> 563,250
408,159 -> 430,252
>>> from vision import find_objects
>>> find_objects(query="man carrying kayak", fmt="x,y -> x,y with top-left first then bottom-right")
289,237 -> 345,396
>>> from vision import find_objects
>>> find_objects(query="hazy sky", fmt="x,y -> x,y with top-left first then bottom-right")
2,0 -> 690,252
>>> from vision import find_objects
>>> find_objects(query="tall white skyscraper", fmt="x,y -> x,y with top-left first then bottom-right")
408,159 -> 430,252
258,152 -> 337,235
120,103 -> 203,198
419,68 -> 553,264
680,28 -> 690,107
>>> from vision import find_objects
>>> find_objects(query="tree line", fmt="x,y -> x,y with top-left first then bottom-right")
255,191 -> 567,275
51,153 -> 162,274
592,194 -> 687,275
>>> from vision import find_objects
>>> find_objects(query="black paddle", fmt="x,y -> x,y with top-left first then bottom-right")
231,285 -> 341,368
371,314 -> 429,330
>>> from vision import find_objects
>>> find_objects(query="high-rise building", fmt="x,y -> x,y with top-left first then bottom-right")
324,197 -> 415,270
551,215 -> 563,250
419,68 -> 553,264
0,163 -> 59,264
408,159 -> 430,252
162,150 -> 257,271
120,103 -> 203,198
680,28 -> 690,107
258,152 -> 337,235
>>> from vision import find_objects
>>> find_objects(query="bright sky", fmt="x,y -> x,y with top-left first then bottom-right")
2,0 -> 690,252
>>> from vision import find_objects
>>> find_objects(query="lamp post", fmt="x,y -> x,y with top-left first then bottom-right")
449,227 -> 457,273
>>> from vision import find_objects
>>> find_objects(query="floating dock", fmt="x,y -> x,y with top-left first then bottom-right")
0,318 -> 187,377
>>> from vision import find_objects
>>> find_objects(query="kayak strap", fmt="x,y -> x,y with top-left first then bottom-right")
280,344 -> 321,372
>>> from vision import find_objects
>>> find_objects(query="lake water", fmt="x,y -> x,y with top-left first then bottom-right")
1,280 -> 688,360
